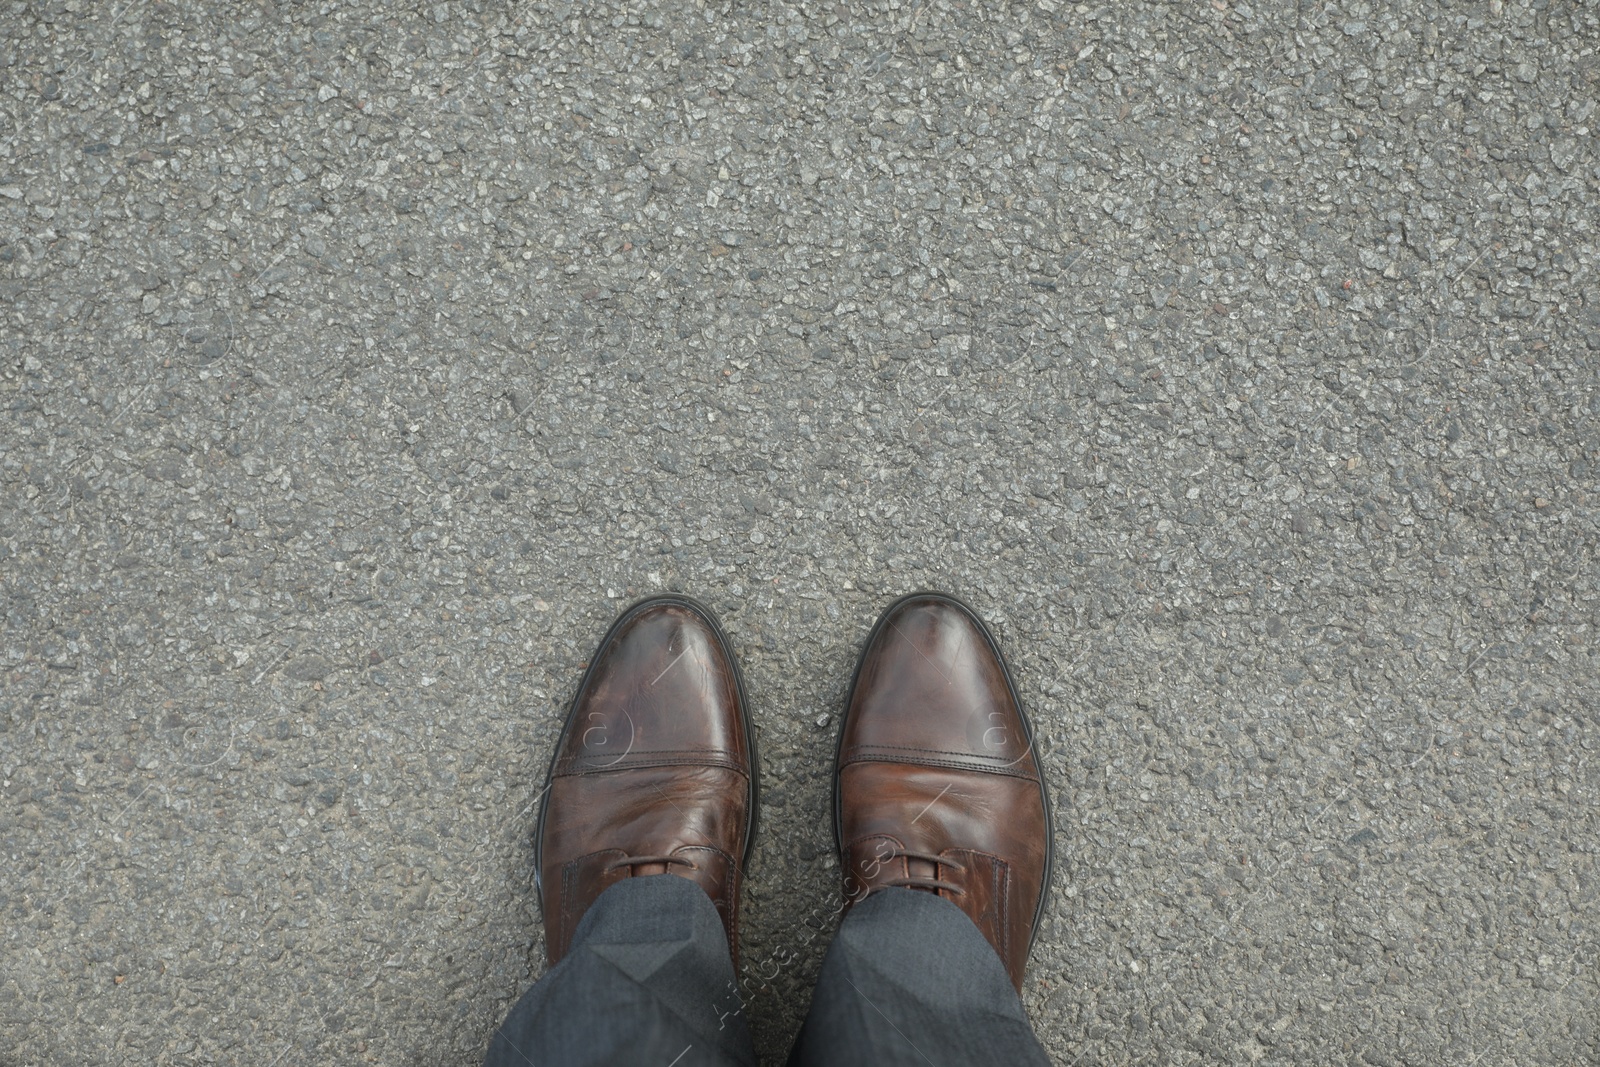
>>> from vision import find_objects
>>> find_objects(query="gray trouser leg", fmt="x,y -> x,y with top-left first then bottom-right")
787,888 -> 1052,1067
484,874 -> 756,1067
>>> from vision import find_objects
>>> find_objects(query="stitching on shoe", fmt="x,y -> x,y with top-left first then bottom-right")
838,742 -> 1024,758
843,742 -> 1032,761
670,844 -> 741,958
995,856 -> 1011,968
942,848 -> 1013,971
840,749 -> 1040,781
558,857 -> 583,959
561,747 -> 744,757
554,752 -> 751,776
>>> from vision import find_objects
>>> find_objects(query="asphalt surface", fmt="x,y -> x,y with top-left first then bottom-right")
3,2 -> 1597,1064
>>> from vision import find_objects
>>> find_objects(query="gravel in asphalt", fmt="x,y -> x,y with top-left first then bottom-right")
2,2 -> 1596,1064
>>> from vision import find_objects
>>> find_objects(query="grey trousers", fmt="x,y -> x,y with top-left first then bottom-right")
484,874 -> 1051,1066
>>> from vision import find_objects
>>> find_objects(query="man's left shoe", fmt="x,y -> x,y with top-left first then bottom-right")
535,595 -> 757,964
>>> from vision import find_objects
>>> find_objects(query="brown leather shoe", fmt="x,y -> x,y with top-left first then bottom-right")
835,592 -> 1053,990
535,595 -> 757,965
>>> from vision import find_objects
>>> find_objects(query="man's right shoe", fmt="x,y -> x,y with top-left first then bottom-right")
834,592 -> 1053,991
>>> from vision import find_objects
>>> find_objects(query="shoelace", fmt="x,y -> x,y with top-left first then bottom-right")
881,848 -> 966,895
606,853 -> 699,873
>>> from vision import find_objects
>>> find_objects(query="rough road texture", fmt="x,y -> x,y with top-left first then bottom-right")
3,2 -> 1597,1064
